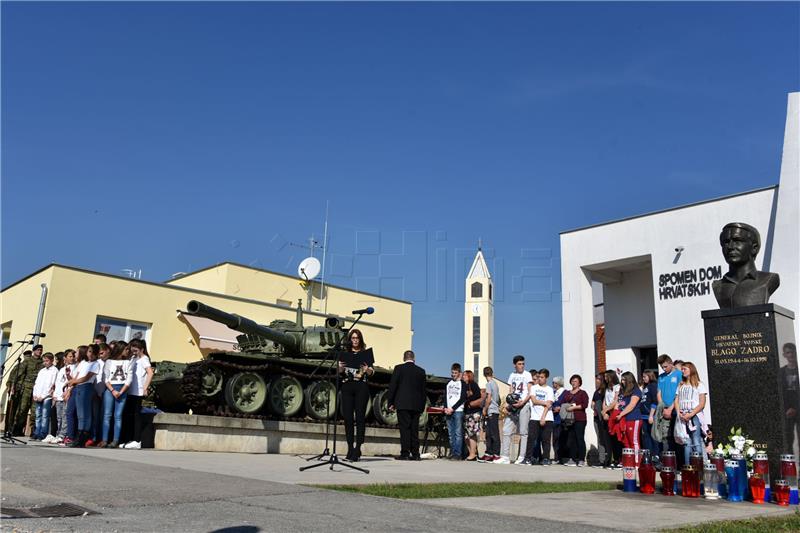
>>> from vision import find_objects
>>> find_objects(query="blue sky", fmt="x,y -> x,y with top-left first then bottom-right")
2,2 -> 799,377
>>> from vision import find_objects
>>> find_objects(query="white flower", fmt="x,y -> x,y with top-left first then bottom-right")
747,447 -> 756,457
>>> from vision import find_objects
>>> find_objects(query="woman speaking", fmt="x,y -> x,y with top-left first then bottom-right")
338,329 -> 374,462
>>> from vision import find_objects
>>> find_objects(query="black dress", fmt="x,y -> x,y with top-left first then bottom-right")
339,348 -> 374,460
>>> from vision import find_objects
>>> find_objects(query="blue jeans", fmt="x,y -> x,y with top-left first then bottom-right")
34,399 -> 52,438
102,385 -> 128,443
683,415 -> 707,465
75,383 -> 94,432
446,411 -> 464,457
66,392 -> 77,439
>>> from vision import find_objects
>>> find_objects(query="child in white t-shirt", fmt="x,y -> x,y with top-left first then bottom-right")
674,361 -> 708,465
52,350 -> 75,443
123,338 -> 154,450
31,353 -> 58,441
525,369 -> 555,465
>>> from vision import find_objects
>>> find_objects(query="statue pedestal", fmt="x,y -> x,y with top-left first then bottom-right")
702,304 -> 798,473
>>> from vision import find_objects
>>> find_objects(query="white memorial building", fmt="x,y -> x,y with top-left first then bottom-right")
560,92 -> 799,447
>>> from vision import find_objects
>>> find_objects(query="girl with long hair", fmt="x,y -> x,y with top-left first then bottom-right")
601,370 -> 622,468
641,369 -> 660,461
124,338 -> 153,449
615,371 -> 644,463
66,344 -> 99,447
100,341 -> 133,448
674,361 -> 708,465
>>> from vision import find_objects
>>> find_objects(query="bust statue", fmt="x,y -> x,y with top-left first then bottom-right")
712,222 -> 780,308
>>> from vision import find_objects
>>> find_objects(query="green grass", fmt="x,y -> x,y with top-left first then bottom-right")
667,511 -> 800,533
313,480 -> 616,499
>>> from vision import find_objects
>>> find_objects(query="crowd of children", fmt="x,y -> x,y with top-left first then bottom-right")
442,352 -> 713,468
21,333 -> 154,449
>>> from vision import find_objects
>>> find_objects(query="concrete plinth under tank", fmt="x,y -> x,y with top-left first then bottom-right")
153,413 -> 431,455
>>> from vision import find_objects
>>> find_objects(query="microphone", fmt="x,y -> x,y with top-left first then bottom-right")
351,307 -> 374,315
29,333 -> 46,338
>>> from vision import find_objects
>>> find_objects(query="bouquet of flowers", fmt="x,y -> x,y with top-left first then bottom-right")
714,427 -> 757,470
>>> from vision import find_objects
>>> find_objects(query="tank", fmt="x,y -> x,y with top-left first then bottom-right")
150,300 -> 448,428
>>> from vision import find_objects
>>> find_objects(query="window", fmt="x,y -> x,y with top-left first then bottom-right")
94,316 -> 151,343
472,316 -> 480,352
473,354 -> 479,374
0,322 -> 10,368
489,284 -> 492,301
471,282 -> 483,298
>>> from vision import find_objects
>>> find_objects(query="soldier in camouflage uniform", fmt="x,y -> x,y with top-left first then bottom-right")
9,345 -> 43,436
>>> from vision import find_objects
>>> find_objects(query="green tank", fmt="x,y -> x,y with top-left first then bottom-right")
151,300 -> 447,428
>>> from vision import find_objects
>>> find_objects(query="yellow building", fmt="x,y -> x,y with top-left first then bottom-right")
0,262 -> 413,416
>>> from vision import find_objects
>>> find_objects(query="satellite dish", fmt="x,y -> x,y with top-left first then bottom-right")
298,257 -> 321,281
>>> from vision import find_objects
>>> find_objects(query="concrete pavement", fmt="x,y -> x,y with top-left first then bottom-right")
1,440 -> 795,532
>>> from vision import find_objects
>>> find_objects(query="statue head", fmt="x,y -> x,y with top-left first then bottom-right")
719,222 -> 761,267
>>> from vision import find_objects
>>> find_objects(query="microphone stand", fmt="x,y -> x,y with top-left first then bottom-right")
300,311 -> 370,474
304,347 -> 339,462
1,338 -> 35,445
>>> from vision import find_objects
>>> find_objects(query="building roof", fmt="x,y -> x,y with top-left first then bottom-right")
165,261 -> 412,305
466,250 -> 492,280
560,185 -> 777,235
0,263 -> 396,329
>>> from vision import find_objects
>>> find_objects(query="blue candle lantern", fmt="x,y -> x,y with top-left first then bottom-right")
732,452 -> 748,500
725,459 -> 742,502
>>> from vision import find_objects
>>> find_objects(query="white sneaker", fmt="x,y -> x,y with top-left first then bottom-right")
54,436 -> 64,444
577,461 -> 586,467
41,435 -> 52,444
124,441 -> 141,450
514,457 -> 526,465
493,456 -> 510,464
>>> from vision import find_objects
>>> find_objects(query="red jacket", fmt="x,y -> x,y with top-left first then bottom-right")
607,409 -> 626,441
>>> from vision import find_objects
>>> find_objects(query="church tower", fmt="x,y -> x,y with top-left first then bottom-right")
464,245 -> 494,386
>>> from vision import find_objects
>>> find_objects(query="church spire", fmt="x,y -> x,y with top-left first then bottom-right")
464,245 -> 494,385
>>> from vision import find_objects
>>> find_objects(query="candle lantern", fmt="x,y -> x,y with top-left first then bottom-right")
753,452 -> 770,502
775,479 -> 790,506
660,466 -> 676,496
621,448 -> 637,492
703,464 -> 720,499
713,453 -> 727,498
662,451 -> 678,493
732,452 -> 748,501
725,459 -> 743,502
749,473 -> 766,504
681,465 -> 700,498
780,454 -> 798,504
638,450 -> 656,494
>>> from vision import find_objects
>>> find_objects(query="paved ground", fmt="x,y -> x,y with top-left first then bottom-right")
1,439 -> 795,532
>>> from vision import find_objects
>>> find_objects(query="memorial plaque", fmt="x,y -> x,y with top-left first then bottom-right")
703,304 -> 797,475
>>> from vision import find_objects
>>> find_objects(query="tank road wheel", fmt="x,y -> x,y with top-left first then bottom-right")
418,397 -> 431,429
224,372 -> 267,414
372,390 -> 398,426
267,375 -> 303,417
304,380 -> 336,420
200,366 -> 224,397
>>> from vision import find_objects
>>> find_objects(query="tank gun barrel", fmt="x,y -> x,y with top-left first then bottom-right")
185,300 -> 300,352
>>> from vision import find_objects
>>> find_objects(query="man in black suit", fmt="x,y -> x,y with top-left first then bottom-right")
387,350 -> 427,460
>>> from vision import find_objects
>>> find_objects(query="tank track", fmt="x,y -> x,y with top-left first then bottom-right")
180,358 -> 443,428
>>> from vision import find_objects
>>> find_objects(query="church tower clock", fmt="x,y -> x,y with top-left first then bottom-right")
464,245 -> 494,386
